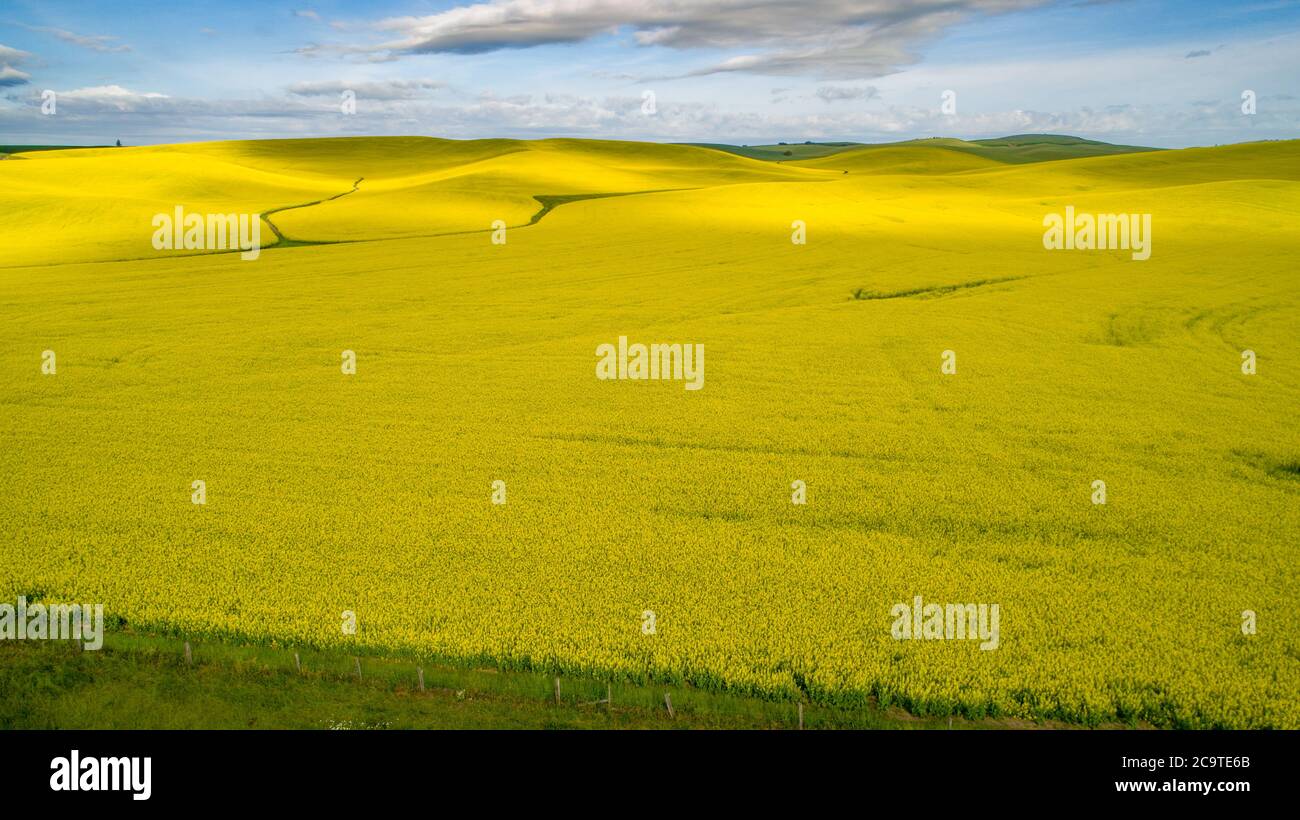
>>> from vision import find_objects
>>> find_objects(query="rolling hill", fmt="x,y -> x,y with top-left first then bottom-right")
686,134 -> 1159,165
1,135 -> 1297,728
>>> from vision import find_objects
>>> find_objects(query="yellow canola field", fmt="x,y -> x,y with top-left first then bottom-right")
1,136 -> 1298,727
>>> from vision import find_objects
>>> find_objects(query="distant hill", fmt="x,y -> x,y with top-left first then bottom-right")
961,134 -> 1161,163
687,134 -> 1160,165
682,141 -> 862,161
0,144 -> 111,154
789,143 -> 1003,174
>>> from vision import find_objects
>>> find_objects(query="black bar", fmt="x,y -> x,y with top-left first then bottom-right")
4,729 -> 1288,807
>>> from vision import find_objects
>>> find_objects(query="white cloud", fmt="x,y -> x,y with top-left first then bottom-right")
0,44 -> 32,87
0,44 -> 33,64
59,85 -> 167,99
50,85 -> 169,112
23,25 -> 131,53
816,85 -> 881,103
288,78 -> 444,99
0,65 -> 31,87
305,0 -> 1045,78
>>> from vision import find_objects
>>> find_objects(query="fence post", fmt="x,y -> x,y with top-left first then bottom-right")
184,641 -> 192,665
294,652 -> 301,674
418,667 -> 425,692
354,656 -> 362,681
799,702 -> 804,730
554,677 -> 561,705
664,693 -> 675,718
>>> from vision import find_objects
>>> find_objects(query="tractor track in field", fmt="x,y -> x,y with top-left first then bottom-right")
849,275 -> 1029,301
259,176 -> 365,247
0,181 -> 716,269
252,184 -> 698,249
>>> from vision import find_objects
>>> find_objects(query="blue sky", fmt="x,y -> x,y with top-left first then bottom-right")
1,0 -> 1297,146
